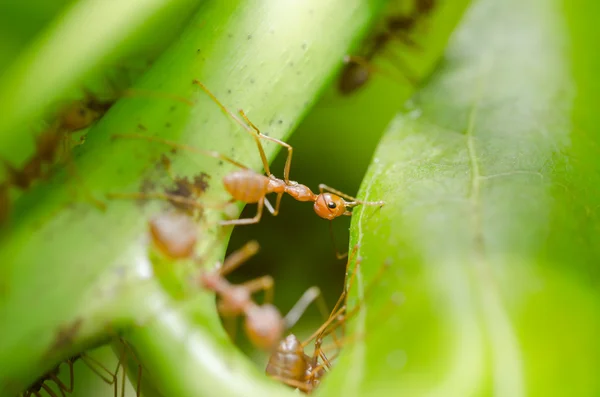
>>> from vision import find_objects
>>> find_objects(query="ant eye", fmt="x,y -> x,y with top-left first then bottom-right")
327,201 -> 337,209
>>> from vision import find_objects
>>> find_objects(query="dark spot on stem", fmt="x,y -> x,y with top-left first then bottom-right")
47,318 -> 83,354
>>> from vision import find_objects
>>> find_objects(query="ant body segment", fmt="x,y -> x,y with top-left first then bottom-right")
199,240 -> 329,350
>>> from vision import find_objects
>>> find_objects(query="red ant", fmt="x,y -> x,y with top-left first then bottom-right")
198,240 -> 330,350
1,85 -> 194,222
338,0 -> 437,95
111,79 -> 385,227
144,213 -> 327,350
266,247 -> 390,393
3,90 -> 113,192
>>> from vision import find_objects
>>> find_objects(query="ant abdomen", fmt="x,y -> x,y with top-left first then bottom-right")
223,169 -> 269,204
338,62 -> 371,95
266,334 -> 307,381
244,304 -> 285,350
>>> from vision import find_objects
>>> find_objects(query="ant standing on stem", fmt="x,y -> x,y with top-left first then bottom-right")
0,83 -> 195,223
338,0 -> 437,95
145,210 -> 329,351
198,240 -> 331,350
112,79 -> 385,231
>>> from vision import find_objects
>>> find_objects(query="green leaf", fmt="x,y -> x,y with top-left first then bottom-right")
323,0 -> 600,396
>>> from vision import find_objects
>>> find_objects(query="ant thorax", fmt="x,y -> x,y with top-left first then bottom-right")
283,182 -> 317,202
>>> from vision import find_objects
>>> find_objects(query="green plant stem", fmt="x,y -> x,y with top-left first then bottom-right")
0,0 -> 386,395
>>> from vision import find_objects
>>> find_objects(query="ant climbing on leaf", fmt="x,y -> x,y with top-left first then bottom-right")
266,246 -> 390,393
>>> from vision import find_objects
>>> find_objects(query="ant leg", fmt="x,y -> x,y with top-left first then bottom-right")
112,133 -> 249,170
51,375 -> 71,396
219,240 -> 260,276
41,384 -> 60,397
344,54 -> 416,88
283,286 -> 329,330
318,183 -> 385,207
191,80 -> 272,177
63,360 -> 74,392
238,110 -> 294,184
388,30 -> 422,51
343,55 -> 375,73
381,47 -> 419,85
318,245 -> 361,342
114,339 -> 142,397
271,192 -> 284,216
323,259 -> 391,340
58,141 -> 106,211
263,196 -> 276,215
80,353 -> 117,386
240,275 -> 274,304
267,375 -> 312,393
317,183 -> 358,202
220,196 -> 264,226
301,301 -> 348,349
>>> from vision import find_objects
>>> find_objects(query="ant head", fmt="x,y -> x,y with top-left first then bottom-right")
314,193 -> 346,220
244,304 -> 284,350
